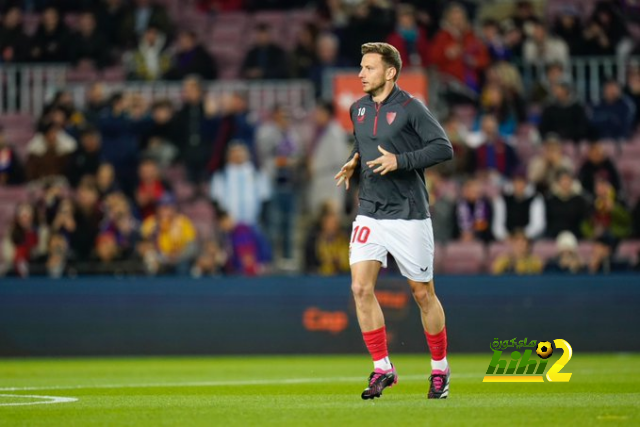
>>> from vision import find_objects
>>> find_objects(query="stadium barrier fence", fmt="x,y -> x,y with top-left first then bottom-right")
0,275 -> 638,357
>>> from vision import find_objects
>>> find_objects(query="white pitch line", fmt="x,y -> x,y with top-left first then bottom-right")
0,394 -> 78,407
0,373 -> 480,392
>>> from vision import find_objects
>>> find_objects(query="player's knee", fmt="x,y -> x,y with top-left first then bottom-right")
351,280 -> 375,300
410,283 -> 435,306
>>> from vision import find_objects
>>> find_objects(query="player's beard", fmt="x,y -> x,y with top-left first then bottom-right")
364,78 -> 387,97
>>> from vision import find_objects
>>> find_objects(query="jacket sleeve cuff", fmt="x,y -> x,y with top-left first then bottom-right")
396,153 -> 408,170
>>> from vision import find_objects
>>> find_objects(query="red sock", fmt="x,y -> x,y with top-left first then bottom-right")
425,327 -> 447,361
362,326 -> 389,361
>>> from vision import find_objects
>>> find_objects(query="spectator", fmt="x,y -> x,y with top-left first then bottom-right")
438,114 -> 470,176
633,199 -> 640,238
241,23 -> 289,80
492,172 -> 546,241
544,231 -> 585,274
217,210 -> 271,276
96,162 -> 118,198
491,231 -> 543,275
210,142 -> 270,227
341,0 -> 394,67
0,203 -> 46,277
523,19 -> 569,67
30,6 -> 70,63
70,11 -> 109,69
455,178 -> 493,243
545,169 -> 589,238
429,3 -> 489,93
477,83 -> 522,137
481,18 -> 510,61
96,0 -> 129,51
172,76 -> 220,184
100,192 -> 140,258
588,233 -> 630,274
578,140 -> 622,198
290,22 -> 318,79
582,3 -> 627,57
625,64 -> 640,128
70,182 -> 102,262
25,122 -> 76,182
125,25 -> 171,81
510,0 -> 538,34
529,62 -> 566,105
44,232 -> 69,278
309,32 -> 348,97
527,134 -> 574,193
306,101 -> 349,215
208,91 -> 256,173
591,79 -> 636,141
67,126 -> 103,187
0,6 -> 30,63
135,158 -> 170,220
304,201 -> 349,275
140,193 -> 197,275
0,125 -> 25,185
256,105 -> 303,264
191,239 -> 226,278
120,0 -> 173,48
425,169 -> 456,244
140,99 -> 178,168
538,81 -> 590,143
468,114 -> 519,179
49,197 -> 76,241
553,5 -> 584,55
386,3 -> 430,68
581,177 -> 632,240
83,82 -> 108,126
97,93 -> 142,192
165,30 -> 217,81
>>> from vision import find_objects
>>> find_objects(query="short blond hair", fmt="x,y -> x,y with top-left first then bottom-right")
361,42 -> 402,82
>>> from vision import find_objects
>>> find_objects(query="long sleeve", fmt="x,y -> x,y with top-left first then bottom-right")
492,196 -> 508,241
525,195 -> 546,239
346,103 -> 360,163
396,100 -> 453,171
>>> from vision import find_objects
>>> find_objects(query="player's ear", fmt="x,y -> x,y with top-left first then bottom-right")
386,66 -> 396,82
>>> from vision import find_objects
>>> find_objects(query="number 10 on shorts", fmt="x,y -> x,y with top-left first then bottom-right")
351,226 -> 371,244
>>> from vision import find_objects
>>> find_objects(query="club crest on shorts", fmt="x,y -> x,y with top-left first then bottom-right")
386,112 -> 396,125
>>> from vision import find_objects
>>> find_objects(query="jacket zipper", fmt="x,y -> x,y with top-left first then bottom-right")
373,103 -> 380,136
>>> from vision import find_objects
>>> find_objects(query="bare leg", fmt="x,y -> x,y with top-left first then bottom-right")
408,279 -> 445,335
351,260 -> 384,332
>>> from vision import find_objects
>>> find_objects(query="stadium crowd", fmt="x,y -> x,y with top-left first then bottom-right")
1,0 -> 640,277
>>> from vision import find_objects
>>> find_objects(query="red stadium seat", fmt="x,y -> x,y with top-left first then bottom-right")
577,242 -> 594,262
617,240 -> 640,265
532,240 -> 558,263
487,241 -> 509,267
442,241 -> 486,274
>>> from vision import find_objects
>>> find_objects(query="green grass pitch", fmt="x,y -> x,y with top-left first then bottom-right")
1,354 -> 638,426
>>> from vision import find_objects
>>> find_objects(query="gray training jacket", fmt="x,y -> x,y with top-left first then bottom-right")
348,85 -> 453,220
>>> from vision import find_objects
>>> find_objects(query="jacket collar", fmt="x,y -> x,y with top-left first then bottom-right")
368,84 -> 401,105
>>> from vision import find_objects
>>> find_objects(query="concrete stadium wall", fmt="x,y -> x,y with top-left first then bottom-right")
0,275 -> 639,357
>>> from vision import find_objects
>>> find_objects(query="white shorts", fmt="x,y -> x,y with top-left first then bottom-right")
349,215 -> 435,282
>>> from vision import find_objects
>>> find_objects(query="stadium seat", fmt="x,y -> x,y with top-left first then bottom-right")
442,241 -> 486,274
617,240 -> 640,265
487,241 -> 509,267
577,242 -> 594,262
66,68 -> 99,83
532,240 -> 558,263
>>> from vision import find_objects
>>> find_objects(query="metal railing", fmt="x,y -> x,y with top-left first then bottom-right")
517,55 -> 640,104
0,65 -> 316,117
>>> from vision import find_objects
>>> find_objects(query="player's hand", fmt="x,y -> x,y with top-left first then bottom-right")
334,153 -> 360,190
366,146 -> 398,175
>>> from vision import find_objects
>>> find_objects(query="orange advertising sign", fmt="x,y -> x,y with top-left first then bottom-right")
333,71 -> 429,131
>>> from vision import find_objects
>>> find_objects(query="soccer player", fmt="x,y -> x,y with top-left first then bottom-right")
335,42 -> 453,400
